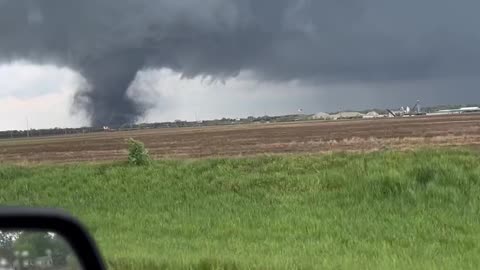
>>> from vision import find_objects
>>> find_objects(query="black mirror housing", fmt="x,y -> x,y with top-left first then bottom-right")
0,207 -> 105,270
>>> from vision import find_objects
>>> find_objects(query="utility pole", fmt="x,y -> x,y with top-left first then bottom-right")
26,117 -> 30,138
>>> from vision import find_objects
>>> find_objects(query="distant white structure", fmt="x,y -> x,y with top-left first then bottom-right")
312,112 -> 333,120
457,107 -> 480,112
313,111 -> 367,120
429,106 -> 480,115
384,100 -> 423,118
363,111 -> 382,119
465,106 -> 479,110
332,112 -> 365,119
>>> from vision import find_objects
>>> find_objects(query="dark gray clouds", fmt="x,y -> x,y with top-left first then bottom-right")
1,0 -> 480,126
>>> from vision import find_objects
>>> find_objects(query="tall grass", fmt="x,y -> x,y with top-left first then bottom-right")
0,149 -> 480,269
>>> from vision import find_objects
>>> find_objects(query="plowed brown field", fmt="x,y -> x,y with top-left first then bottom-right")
2,114 -> 480,164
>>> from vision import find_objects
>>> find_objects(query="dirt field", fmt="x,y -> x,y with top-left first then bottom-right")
2,114 -> 480,164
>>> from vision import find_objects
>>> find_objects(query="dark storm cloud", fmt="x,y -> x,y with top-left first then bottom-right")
1,0 -> 480,126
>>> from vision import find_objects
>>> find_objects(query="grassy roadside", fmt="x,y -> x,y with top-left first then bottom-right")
0,149 -> 480,269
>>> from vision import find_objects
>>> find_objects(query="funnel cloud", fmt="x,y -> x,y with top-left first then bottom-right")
1,0 -> 480,126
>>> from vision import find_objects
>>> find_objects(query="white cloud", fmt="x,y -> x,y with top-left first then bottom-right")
136,69 -> 326,122
0,91 -> 87,130
0,61 -> 79,98
0,62 -> 87,130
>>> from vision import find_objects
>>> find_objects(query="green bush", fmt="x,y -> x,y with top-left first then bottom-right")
127,138 -> 151,166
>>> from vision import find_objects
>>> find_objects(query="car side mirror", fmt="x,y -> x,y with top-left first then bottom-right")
0,208 -> 105,270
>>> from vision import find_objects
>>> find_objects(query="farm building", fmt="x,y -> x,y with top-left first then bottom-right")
427,106 -> 480,116
332,112 -> 365,119
312,112 -> 333,120
363,111 -> 382,119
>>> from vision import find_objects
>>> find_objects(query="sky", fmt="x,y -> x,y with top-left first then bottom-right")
1,0 -> 480,130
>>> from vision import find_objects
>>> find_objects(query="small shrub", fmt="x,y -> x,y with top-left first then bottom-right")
127,138 -> 151,166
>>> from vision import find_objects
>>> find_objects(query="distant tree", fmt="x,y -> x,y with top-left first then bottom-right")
0,231 -> 15,261
0,231 -> 14,249
14,232 -> 52,258
13,232 -> 72,266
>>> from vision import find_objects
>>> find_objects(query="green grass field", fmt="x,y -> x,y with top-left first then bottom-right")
1,149 -> 480,269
